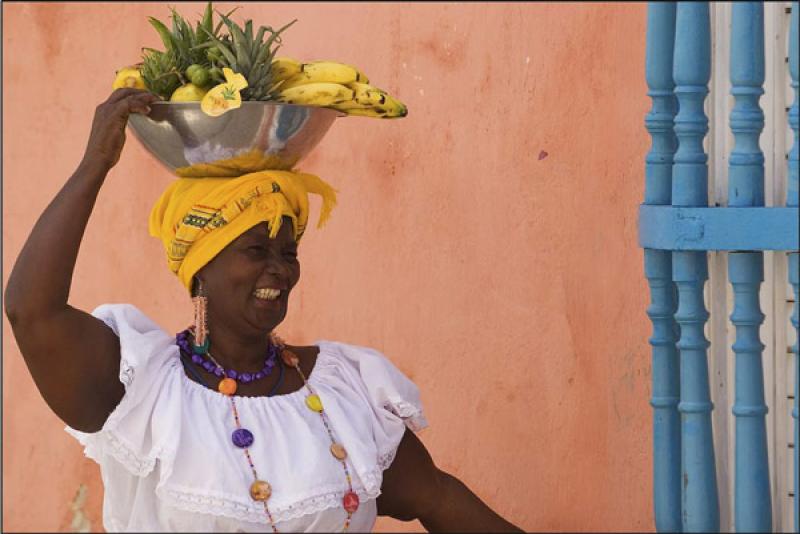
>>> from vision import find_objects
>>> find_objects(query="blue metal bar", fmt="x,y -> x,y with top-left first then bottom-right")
672,4 -> 719,531
645,4 -> 681,531
729,254 -> 771,531
638,206 -> 799,251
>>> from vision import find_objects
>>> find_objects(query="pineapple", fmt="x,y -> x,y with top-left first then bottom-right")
140,49 -> 182,99
201,13 -> 297,101
139,2 -> 231,99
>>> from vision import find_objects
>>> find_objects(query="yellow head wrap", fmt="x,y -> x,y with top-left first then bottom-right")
148,170 -> 337,292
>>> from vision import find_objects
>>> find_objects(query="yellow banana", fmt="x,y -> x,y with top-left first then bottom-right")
270,57 -> 301,83
327,100 -> 367,110
346,82 -> 390,106
338,96 -> 408,118
279,60 -> 370,90
278,82 -> 354,107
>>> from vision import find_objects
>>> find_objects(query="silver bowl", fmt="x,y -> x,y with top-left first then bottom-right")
127,101 -> 342,177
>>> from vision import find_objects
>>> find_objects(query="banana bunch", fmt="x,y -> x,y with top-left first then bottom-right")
271,58 -> 407,119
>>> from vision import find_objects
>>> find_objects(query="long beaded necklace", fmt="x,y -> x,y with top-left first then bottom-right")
175,330 -> 360,531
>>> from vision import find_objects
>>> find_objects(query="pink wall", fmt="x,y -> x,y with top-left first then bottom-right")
3,2 -> 652,531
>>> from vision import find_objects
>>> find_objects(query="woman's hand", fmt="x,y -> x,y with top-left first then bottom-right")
80,88 -> 161,172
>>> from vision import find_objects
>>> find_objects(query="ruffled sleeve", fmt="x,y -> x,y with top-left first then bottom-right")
311,341 -> 428,495
65,303 -> 182,477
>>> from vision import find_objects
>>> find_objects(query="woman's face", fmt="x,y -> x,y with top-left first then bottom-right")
197,218 -> 300,338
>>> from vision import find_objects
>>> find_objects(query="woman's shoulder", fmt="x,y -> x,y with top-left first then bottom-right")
91,303 -> 166,335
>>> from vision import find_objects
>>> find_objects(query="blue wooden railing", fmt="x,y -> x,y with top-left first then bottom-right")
640,2 -> 800,532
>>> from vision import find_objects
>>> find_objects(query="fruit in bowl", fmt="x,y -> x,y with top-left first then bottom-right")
116,2 -> 408,176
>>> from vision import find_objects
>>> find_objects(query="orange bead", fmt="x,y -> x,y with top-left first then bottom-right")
330,443 -> 348,460
218,378 -> 237,396
250,480 -> 272,501
281,349 -> 300,368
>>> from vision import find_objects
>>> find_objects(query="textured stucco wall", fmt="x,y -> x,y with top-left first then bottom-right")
3,2 -> 652,531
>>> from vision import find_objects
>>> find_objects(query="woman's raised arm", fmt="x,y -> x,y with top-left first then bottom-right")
4,88 -> 161,433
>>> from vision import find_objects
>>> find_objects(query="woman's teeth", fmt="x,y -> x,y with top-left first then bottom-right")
254,288 -> 281,301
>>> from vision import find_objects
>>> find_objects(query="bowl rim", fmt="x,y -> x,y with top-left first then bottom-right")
147,100 -> 348,117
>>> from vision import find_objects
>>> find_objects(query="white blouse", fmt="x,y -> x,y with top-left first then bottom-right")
65,304 -> 428,532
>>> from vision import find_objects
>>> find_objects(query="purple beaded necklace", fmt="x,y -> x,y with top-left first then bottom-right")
176,328 -> 279,395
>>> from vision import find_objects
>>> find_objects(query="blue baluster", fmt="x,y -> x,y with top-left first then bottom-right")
727,4 -> 771,532
646,2 -> 679,206
790,254 -> 799,533
788,3 -> 799,531
729,2 -> 765,208
673,252 -> 718,532
673,2 -> 710,208
729,254 -> 771,531
645,4 -> 682,531
787,1 -> 798,209
672,3 -> 719,532
646,251 -> 682,533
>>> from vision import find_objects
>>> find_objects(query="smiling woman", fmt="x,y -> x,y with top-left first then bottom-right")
3,88 -> 523,532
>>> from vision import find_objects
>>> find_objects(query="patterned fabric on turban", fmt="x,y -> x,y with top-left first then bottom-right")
148,170 -> 337,292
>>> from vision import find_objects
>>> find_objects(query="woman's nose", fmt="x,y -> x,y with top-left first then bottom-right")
264,252 -> 292,279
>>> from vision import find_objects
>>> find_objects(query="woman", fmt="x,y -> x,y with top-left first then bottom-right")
4,88 -> 523,532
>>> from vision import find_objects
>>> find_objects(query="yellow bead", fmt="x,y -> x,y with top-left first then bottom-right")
250,480 -> 272,501
330,443 -> 347,460
305,394 -> 323,412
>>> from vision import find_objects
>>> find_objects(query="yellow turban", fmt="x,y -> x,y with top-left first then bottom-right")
148,170 -> 337,292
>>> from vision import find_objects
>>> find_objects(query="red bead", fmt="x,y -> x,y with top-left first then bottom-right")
342,491 -> 359,513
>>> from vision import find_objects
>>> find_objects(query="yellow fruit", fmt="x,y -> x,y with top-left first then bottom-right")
271,57 -> 302,82
111,67 -> 145,90
170,83 -> 208,102
277,82 -> 353,106
201,68 -> 249,117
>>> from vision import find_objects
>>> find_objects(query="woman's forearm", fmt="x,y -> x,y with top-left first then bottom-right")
420,470 -> 524,533
5,88 -> 158,321
4,160 -> 108,320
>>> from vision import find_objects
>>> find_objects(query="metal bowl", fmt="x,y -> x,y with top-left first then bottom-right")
127,101 -> 342,177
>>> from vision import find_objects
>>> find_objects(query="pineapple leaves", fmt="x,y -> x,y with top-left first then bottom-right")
143,3 -> 297,102
201,1 -> 213,36
199,27 -> 238,66
148,17 -> 177,54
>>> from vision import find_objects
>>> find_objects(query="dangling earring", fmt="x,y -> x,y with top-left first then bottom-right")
192,277 -> 210,354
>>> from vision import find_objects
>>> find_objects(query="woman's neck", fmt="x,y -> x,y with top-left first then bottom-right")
204,322 -> 273,372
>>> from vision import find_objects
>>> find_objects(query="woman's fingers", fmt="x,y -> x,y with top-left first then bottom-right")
106,87 -> 150,104
113,91 -> 161,116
